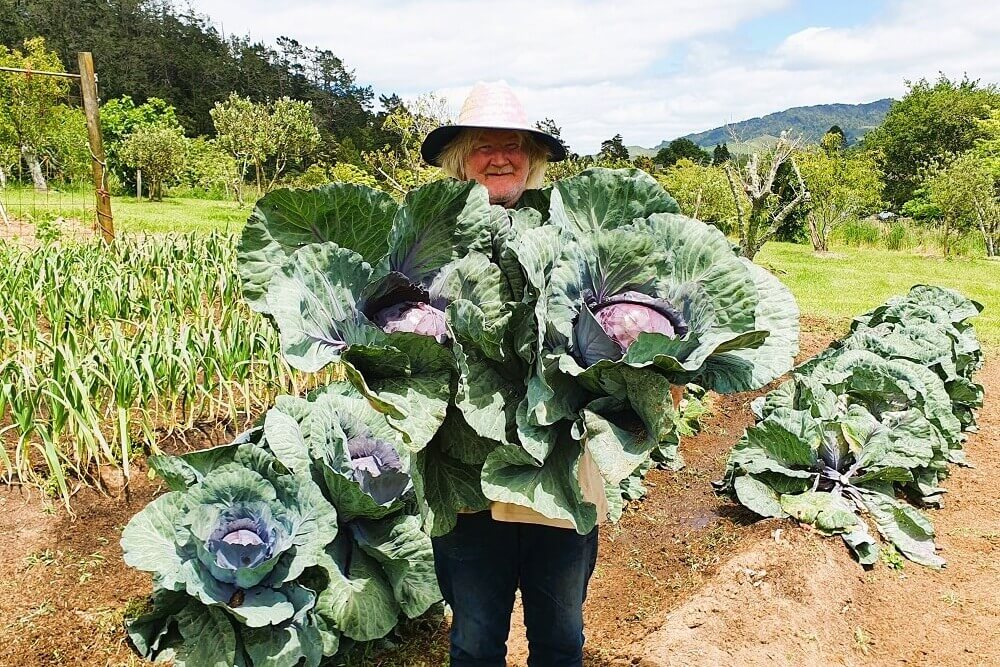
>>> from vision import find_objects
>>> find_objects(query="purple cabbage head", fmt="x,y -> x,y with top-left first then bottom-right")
346,433 -> 412,505
371,301 -> 448,343
577,290 -> 688,366
206,505 -> 281,575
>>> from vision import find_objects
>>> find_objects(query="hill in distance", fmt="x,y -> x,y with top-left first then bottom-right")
629,98 -> 893,157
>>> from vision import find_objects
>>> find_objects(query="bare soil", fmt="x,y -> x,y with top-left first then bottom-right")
0,317 -> 996,667
0,216 -> 96,247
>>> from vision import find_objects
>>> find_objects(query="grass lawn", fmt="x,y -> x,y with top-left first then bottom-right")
1,186 -> 250,233
757,242 -> 1000,348
113,196 -> 251,233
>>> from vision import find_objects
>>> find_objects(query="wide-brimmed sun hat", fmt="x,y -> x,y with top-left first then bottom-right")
420,80 -> 568,166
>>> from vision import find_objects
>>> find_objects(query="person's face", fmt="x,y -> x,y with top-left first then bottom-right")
463,129 -> 530,207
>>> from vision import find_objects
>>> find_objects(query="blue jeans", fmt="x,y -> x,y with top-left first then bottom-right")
431,511 -> 599,667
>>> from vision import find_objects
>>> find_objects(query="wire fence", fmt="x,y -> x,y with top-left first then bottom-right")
1,67 -> 98,244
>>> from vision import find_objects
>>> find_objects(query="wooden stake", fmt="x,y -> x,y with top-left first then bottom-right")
78,52 -> 114,243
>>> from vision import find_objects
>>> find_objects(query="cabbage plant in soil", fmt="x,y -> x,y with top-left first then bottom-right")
263,383 -> 442,642
123,384 -> 441,664
121,443 -> 340,666
752,371 -> 952,507
847,285 -> 984,431
719,285 -> 984,568
718,403 -> 947,568
475,169 -> 800,534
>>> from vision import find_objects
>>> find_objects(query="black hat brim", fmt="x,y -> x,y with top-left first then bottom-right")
420,125 -> 568,166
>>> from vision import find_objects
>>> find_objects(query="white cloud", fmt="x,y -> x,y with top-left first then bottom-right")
186,0 -> 1000,153
775,1 -> 1000,70
190,0 -> 789,88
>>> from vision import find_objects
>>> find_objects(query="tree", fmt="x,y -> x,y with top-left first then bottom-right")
267,96 -> 321,189
823,125 -> 847,153
900,187 -> 940,221
211,93 -> 320,199
0,140 -> 16,188
0,0 -> 388,161
656,159 -> 745,233
101,95 -> 184,192
924,152 -> 999,256
797,146 -> 883,251
864,75 -> 1000,206
544,154 -> 632,182
119,126 -> 187,200
712,143 -> 731,165
176,137 -> 238,198
631,154 -> 656,174
102,96 -> 181,145
724,132 -> 810,260
972,107 -> 1000,181
0,80 -> 86,188
210,93 -> 270,201
535,117 -> 572,157
362,93 -> 448,197
0,37 -> 69,191
329,162 -> 379,189
655,138 -> 710,167
910,109 -> 1000,257
37,104 -> 90,185
972,109 -> 1000,255
598,134 -> 630,161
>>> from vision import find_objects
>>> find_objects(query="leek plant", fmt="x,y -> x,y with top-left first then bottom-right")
0,232 -> 328,507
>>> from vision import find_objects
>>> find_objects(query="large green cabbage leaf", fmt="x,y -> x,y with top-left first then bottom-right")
239,183 -> 396,312
506,170 -> 798,499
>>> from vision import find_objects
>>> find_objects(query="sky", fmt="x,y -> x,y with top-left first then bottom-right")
184,0 -> 1000,154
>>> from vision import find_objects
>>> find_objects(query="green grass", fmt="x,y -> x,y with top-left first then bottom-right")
756,242 -> 1000,348
1,186 -> 250,233
114,197 -> 251,233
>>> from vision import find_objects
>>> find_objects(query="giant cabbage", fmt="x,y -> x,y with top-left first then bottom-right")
719,285 -> 984,568
719,403 -> 945,568
239,180 -> 516,452
477,169 -> 800,533
262,383 -> 442,637
123,384 -> 441,664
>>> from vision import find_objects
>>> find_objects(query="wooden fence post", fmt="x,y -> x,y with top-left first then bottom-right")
77,52 -> 114,243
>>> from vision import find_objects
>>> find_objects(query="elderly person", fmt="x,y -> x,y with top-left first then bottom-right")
420,81 -> 603,667
421,81 -> 566,208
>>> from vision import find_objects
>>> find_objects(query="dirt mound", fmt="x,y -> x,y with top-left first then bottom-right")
630,526 -> 863,667
626,355 -> 1000,667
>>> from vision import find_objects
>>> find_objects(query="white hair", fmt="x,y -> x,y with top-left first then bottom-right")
438,128 -> 550,189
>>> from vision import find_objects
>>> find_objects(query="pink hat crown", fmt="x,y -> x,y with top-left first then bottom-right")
456,81 -> 532,130
419,80 -> 567,165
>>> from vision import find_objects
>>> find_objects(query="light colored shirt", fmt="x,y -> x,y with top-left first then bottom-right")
488,385 -> 684,530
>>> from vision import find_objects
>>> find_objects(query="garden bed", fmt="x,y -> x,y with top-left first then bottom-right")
1,319 -> 996,667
